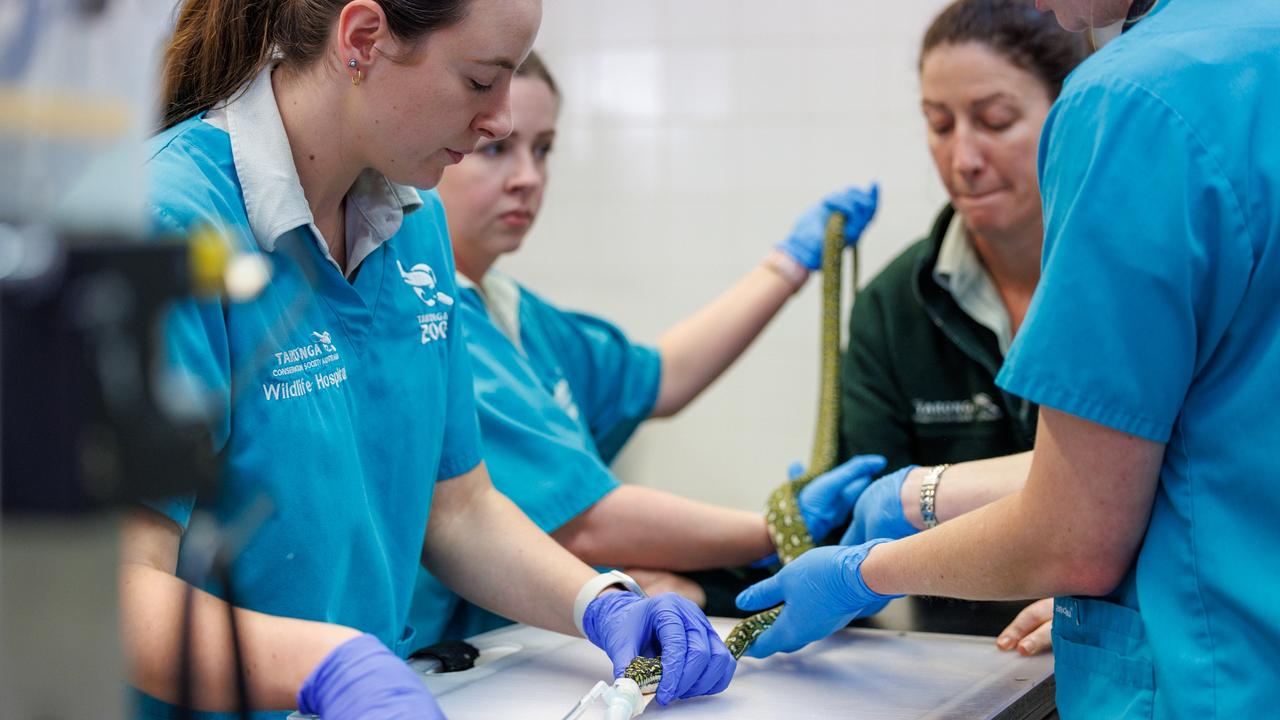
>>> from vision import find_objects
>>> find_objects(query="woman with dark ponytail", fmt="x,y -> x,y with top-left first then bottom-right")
125,2 -> 734,718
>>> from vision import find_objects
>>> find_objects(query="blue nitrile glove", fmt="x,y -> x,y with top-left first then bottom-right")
752,454 -> 885,567
583,591 -> 736,706
735,540 -> 902,658
840,464 -> 919,546
297,633 -> 445,720
797,454 -> 888,542
776,183 -> 879,270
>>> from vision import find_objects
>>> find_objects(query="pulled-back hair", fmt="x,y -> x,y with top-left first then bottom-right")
161,0 -> 471,129
921,0 -> 1090,100
514,49 -> 558,99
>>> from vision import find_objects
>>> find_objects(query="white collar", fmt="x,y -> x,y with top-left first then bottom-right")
458,271 -> 524,352
932,215 -> 1014,355
203,63 -> 422,275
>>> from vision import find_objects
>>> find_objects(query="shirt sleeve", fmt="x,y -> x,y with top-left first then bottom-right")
140,193 -> 236,530
840,286 -> 914,470
422,193 -> 484,481
528,294 -> 662,464
135,298 -> 232,529
996,78 -> 1253,442
460,295 -> 620,532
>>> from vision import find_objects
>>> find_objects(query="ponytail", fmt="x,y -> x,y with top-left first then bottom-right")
160,0 -> 473,130
161,0 -> 282,129
515,50 -> 559,100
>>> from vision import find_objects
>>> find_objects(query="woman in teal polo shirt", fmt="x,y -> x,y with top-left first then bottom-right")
734,0 -> 1280,716
409,51 -> 884,642
121,1 -> 736,718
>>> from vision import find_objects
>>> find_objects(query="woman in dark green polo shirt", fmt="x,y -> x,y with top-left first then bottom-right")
664,0 -> 1089,655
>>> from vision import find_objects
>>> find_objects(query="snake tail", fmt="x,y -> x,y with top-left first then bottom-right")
724,605 -> 783,659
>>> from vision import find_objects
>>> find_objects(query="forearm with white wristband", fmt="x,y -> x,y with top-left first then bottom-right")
763,249 -> 811,294
573,570 -> 645,635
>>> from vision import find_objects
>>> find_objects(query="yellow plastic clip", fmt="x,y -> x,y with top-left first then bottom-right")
187,225 -> 230,298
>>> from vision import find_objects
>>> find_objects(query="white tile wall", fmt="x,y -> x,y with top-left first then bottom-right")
503,1 -> 955,510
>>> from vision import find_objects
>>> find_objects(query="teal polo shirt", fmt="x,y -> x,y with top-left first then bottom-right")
996,0 -> 1280,716
139,64 -> 482,719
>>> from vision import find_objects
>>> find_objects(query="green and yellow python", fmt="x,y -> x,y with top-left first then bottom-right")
624,211 -> 855,691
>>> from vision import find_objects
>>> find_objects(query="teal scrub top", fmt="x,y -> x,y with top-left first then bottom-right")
996,1 -> 1280,717
139,116 -> 482,719
407,273 -> 661,648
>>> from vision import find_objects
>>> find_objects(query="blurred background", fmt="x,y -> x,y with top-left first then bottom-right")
510,0 -> 954,510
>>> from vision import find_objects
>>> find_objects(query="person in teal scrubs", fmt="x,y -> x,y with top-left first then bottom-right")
733,0 -> 1280,717
121,2 -> 737,718
409,51 -> 885,643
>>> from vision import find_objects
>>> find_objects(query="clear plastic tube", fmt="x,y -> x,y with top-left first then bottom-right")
602,678 -> 642,720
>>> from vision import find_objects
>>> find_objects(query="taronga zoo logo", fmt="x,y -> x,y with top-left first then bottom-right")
911,392 -> 1004,424
397,260 -> 452,345
397,260 -> 454,308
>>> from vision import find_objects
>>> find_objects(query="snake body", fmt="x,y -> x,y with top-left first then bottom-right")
624,213 -> 851,687
724,211 -> 846,658
622,656 -> 664,693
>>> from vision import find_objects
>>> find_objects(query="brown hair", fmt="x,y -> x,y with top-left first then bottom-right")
514,49 -> 559,99
161,0 -> 472,129
921,0 -> 1090,101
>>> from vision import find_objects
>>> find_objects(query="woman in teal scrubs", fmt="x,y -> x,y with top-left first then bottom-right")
410,51 -> 884,641
733,0 -> 1280,716
121,2 -> 736,718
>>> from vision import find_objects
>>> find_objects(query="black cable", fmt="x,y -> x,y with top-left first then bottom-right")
173,553 -> 249,720
217,561 -> 252,720
178,582 -> 195,720
173,504 -> 264,720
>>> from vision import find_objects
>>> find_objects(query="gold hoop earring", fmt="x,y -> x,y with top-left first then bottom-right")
348,58 -> 363,87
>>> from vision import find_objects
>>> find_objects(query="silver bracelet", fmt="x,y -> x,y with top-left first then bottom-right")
920,464 -> 949,529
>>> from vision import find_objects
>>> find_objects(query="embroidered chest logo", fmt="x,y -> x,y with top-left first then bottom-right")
398,260 -> 452,345
262,329 -> 349,401
911,392 -> 1004,424
553,378 -> 580,421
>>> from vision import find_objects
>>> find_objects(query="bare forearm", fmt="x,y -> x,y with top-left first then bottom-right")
553,485 -> 773,570
862,411 -> 1163,601
121,564 -> 357,711
862,492 -> 1069,601
899,452 -> 1034,529
424,466 -> 596,636
653,262 -> 798,417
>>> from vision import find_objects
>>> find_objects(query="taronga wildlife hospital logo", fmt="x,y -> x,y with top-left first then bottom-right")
262,329 -> 348,401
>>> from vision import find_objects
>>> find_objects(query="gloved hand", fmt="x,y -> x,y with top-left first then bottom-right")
840,464 -> 919,546
776,183 -> 879,270
297,633 -> 445,720
583,591 -> 735,705
796,454 -> 888,542
735,540 -> 901,658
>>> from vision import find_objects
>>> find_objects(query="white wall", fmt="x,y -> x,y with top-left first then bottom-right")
502,1 -> 955,511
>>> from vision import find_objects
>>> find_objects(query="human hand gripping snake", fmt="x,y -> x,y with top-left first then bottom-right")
622,212 -> 854,692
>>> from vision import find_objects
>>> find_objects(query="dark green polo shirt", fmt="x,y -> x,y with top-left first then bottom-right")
840,205 -> 1037,468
